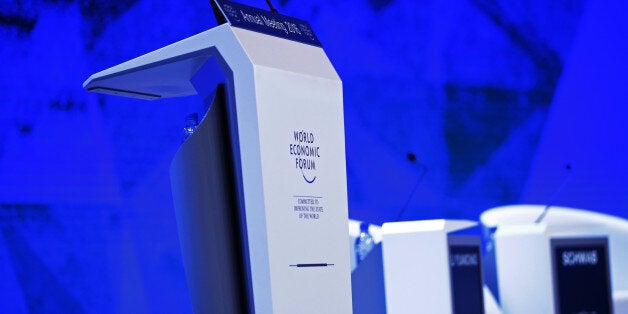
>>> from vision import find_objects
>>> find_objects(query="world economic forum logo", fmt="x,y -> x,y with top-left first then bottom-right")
289,130 -> 320,184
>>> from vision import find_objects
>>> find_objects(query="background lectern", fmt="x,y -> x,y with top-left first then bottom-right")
82,2 -> 353,313
481,205 -> 628,313
381,220 -> 485,314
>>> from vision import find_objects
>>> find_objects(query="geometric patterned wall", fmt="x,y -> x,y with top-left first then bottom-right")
4,0 -> 622,311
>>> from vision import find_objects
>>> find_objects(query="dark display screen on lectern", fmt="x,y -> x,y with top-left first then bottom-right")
448,236 -> 484,314
213,0 -> 322,47
551,237 -> 612,314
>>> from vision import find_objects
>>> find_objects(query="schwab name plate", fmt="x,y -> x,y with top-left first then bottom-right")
214,0 -> 322,47
551,237 -> 613,314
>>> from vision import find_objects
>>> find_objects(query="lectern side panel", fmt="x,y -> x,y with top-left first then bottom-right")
253,66 -> 352,313
169,86 -> 247,314
381,230 -> 451,314
495,228 -> 553,313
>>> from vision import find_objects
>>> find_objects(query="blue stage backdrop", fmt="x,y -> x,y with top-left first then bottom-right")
0,0 -> 626,312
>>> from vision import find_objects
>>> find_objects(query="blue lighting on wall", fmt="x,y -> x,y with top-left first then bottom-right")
1,0 -> 626,311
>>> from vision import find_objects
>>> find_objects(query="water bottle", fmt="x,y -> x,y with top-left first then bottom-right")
355,222 -> 375,265
182,113 -> 199,142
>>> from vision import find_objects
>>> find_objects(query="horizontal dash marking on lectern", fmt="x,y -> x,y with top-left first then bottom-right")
292,195 -> 323,199
289,263 -> 335,268
88,86 -> 161,99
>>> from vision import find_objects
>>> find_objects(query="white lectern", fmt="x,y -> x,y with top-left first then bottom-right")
381,220 -> 485,314
83,2 -> 352,313
481,205 -> 628,314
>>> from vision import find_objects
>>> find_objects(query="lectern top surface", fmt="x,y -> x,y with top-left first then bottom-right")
83,22 -> 338,100
82,25 -> 232,99
383,219 -> 477,235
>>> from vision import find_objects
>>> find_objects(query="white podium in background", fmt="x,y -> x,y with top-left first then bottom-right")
381,220 -> 485,314
83,2 -> 352,313
481,205 -> 628,314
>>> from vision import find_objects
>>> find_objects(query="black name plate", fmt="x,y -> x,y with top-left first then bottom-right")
448,236 -> 484,314
213,0 -> 322,47
551,237 -> 613,314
